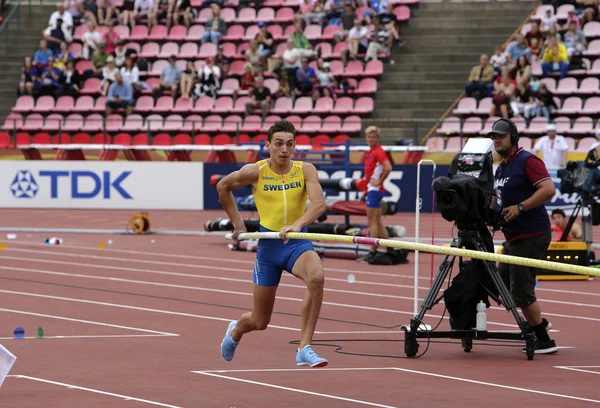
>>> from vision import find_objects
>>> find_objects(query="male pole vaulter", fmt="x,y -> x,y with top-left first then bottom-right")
217,120 -> 329,367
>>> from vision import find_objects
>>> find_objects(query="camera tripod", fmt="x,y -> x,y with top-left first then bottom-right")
404,226 -> 537,360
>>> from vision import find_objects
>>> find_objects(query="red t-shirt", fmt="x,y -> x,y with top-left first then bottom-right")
501,148 -> 552,242
363,145 -> 388,192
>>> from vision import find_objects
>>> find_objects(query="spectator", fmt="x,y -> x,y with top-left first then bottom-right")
544,25 -> 561,49
563,9 -> 580,31
379,3 -> 401,44
85,42 -> 110,79
541,37 -> 569,78
214,45 -> 230,79
97,0 -> 117,25
170,0 -> 191,28
33,40 -> 55,68
511,55 -> 531,94
347,19 -> 369,59
535,83 -> 557,121
202,4 -> 226,44
335,2 -> 357,43
120,55 -> 144,93
121,0 -> 155,30
43,18 -> 69,53
54,41 -> 74,70
273,70 -> 293,99
509,85 -> 537,120
233,63 -> 255,103
325,0 -> 344,21
72,0 -> 98,26
465,54 -> 495,99
245,40 -> 263,75
540,8 -> 558,33
490,46 -> 508,74
114,43 -> 127,68
314,61 -> 335,99
281,38 -> 302,90
290,22 -> 311,50
363,0 -> 387,24
151,0 -> 170,28
49,2 -> 73,32
365,17 -> 391,62
103,22 -> 121,55
101,56 -> 119,96
489,69 -> 515,119
301,0 -> 327,28
38,56 -> 62,97
245,76 -> 271,118
525,22 -> 543,46
529,38 -> 541,61
152,54 -> 182,98
81,21 -> 103,60
296,57 -> 317,96
18,57 -> 38,96
507,35 -> 531,65
179,60 -> 197,99
255,22 -> 274,60
577,1 -> 597,26
563,21 -> 587,57
60,59 -> 81,96
106,72 -> 135,116
195,57 -> 221,98
533,123 -> 569,169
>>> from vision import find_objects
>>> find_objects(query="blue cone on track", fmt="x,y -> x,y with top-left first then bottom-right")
13,326 -> 24,339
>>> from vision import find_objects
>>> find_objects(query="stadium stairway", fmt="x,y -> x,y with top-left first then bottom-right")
0,4 -> 53,120
372,0 -> 537,145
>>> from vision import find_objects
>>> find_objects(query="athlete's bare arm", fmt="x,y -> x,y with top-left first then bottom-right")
216,164 -> 259,238
570,222 -> 583,241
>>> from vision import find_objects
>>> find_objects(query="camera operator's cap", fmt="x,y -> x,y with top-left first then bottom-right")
487,120 -> 513,138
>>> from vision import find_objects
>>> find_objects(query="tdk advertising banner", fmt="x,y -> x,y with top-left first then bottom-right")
0,161 -> 204,210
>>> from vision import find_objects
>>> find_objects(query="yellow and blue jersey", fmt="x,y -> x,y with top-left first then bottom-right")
254,159 -> 308,231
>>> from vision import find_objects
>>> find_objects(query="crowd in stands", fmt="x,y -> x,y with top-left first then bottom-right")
430,2 -> 600,154
5,0 -> 412,140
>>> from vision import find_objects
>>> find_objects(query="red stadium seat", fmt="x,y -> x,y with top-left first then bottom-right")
153,133 -> 171,146
0,132 -> 13,148
173,133 -> 192,145
52,133 -> 71,144
194,134 -> 211,145
72,133 -> 91,144
32,132 -> 51,144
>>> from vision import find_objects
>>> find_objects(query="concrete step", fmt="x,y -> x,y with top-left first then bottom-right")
387,80 -> 465,90
412,1 -> 536,12
378,89 -> 459,99
387,52 -> 483,64
382,72 -> 467,82
404,26 -> 526,36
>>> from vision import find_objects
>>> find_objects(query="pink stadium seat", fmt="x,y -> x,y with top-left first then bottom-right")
72,96 -> 94,114
186,25 -> 205,40
172,97 -> 194,113
393,6 -> 410,22
93,96 -> 107,113
584,21 -> 600,39
237,7 -> 256,23
264,78 -> 279,95
304,24 -> 321,40
576,137 -> 597,152
557,96 -> 582,115
321,25 -> 339,41
478,117 -> 500,136
163,115 -> 184,132
313,97 -> 334,114
554,116 -> 571,134
148,25 -> 169,41
203,115 -> 223,132
445,137 -> 465,153
62,114 -> 84,132
578,77 -> 600,95
199,96 -> 223,114
2,113 -> 23,131
315,42 -> 332,60
344,60 -> 363,77
123,42 -> 141,54
113,25 -> 130,39
583,39 -> 600,57
554,77 -> 578,96
54,96 -> 75,113
436,117 -> 461,136
42,114 -> 63,132
169,25 -> 187,41
221,8 -> 236,23
567,117 -> 594,136
300,115 -> 322,133
135,95 -> 155,113
426,136 -> 444,152
261,115 -> 281,132
589,59 -> 600,75
121,114 -> 145,132
12,96 -> 34,113
321,116 -> 342,133
140,42 -> 160,59
231,97 -> 251,114
341,116 -> 361,133
159,42 -> 180,58
145,114 -> 164,132
331,42 -> 348,60
68,42 -> 82,59
105,114 -> 123,132
581,97 -> 600,115
292,97 -> 313,115
220,115 -> 243,133
272,97 -> 293,115
355,78 -> 377,95
244,25 -> 260,41
257,7 -> 275,22
285,115 -> 302,130
240,115 -> 262,133
267,24 -> 283,40
80,78 -> 101,94
195,8 -> 213,24
461,117 -> 482,136
556,3 -> 575,19
129,25 -> 149,41
524,117 -> 548,135
20,114 -> 44,132
182,115 -> 203,132
273,7 -> 294,23
354,97 -> 374,115
199,42 -> 217,58
73,24 -> 88,41
154,96 -> 175,113
81,114 -> 104,132
223,25 -> 245,41
532,4 -> 554,20
452,98 -> 476,116
365,60 -> 383,77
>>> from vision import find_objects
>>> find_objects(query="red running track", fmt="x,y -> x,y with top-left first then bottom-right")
0,210 -> 598,408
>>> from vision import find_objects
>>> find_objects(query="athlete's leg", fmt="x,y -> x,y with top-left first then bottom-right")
291,250 -> 325,348
230,284 -> 277,342
366,206 -> 381,253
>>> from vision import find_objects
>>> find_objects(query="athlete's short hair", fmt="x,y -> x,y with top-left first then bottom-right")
267,120 -> 297,141
365,126 -> 380,135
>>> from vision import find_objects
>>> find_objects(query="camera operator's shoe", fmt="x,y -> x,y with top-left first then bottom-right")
522,339 -> 558,355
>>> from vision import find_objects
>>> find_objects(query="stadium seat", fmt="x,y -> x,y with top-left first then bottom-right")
12,96 -> 34,113
436,117 -> 461,136
62,114 -> 84,132
567,117 -> 594,136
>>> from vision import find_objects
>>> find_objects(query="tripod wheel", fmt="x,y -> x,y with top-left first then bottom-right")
461,338 -> 473,352
524,333 -> 535,360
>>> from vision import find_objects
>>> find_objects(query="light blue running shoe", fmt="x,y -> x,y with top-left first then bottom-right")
296,345 -> 328,368
221,321 -> 239,362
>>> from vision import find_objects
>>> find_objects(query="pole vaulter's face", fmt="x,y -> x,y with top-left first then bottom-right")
267,132 -> 296,165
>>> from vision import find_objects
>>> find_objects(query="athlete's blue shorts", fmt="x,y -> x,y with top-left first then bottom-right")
253,225 -> 314,287
365,190 -> 384,209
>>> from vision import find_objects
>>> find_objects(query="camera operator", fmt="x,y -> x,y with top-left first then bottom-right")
489,119 -> 558,355
583,130 -> 600,193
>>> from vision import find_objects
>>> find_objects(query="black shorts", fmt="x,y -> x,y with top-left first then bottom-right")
106,99 -> 135,109
498,229 -> 551,308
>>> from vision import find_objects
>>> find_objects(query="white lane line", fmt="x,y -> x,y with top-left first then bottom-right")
7,375 -> 182,408
554,366 -> 600,376
0,334 -> 175,340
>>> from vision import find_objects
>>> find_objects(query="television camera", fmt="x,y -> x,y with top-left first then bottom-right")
404,138 -> 538,360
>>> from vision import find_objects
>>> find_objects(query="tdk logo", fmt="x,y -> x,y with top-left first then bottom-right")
10,170 -> 39,198
10,170 -> 132,199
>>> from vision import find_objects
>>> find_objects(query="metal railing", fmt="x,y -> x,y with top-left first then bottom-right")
0,0 -> 32,55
